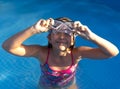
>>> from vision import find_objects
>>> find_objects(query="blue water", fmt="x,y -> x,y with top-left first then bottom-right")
0,0 -> 120,89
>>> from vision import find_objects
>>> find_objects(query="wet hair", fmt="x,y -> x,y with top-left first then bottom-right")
55,17 -> 73,22
48,17 -> 75,49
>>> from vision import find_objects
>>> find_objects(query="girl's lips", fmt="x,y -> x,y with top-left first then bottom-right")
57,42 -> 67,46
55,40 -> 68,47
57,42 -> 66,45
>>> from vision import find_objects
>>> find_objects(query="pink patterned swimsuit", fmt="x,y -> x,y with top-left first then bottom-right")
39,49 -> 78,88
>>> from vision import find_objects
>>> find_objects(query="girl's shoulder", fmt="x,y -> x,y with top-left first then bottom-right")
36,46 -> 49,63
72,47 -> 83,63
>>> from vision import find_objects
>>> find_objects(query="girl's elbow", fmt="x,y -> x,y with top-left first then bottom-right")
109,49 -> 119,58
2,43 -> 7,50
113,49 -> 119,56
2,42 -> 11,51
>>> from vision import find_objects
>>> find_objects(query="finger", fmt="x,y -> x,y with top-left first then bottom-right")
79,26 -> 86,31
36,19 -> 43,26
40,19 -> 47,26
46,19 -> 51,27
48,18 -> 54,25
84,25 -> 89,31
73,21 -> 82,28
47,18 -> 54,30
76,30 -> 82,35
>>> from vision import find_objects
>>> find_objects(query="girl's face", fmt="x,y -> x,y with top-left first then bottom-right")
48,32 -> 74,51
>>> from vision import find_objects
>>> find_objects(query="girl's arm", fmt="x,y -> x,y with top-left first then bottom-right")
74,21 -> 119,59
2,18 -> 54,57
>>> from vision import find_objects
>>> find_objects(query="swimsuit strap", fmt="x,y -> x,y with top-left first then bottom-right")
44,48 -> 74,65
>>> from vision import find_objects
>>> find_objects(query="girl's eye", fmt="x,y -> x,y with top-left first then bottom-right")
65,33 -> 70,36
53,32 -> 71,38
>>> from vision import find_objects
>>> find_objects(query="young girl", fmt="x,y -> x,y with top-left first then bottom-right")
2,17 -> 119,89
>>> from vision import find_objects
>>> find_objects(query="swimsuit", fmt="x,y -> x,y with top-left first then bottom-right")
39,49 -> 78,88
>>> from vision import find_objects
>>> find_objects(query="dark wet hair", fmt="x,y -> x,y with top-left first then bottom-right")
55,17 -> 73,22
48,17 -> 75,49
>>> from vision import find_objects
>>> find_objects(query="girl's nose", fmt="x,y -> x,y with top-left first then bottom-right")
59,33 -> 65,39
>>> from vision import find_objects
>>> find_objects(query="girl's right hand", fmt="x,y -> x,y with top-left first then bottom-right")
33,18 -> 54,33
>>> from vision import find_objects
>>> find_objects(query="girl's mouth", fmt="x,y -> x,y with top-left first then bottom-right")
56,41 -> 67,51
56,40 -> 67,43
57,42 -> 67,46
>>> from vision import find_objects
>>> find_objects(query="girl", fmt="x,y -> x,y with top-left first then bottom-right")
2,17 -> 119,89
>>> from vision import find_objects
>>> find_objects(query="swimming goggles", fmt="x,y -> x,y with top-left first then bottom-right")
48,20 -> 76,36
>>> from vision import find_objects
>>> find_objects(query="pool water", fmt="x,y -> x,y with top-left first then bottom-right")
0,0 -> 120,89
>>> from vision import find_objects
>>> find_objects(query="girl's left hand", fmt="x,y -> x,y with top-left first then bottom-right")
73,21 -> 94,40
